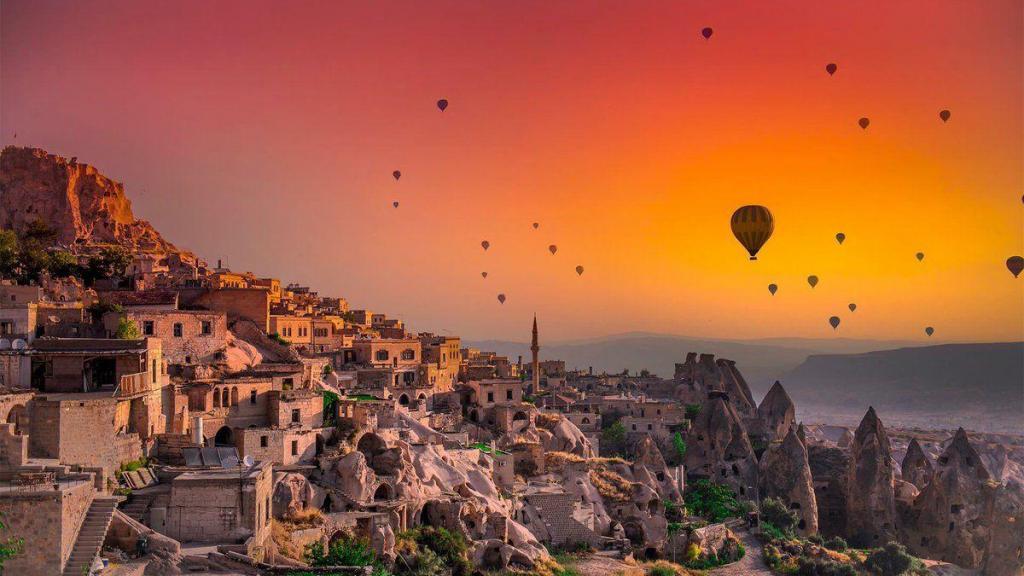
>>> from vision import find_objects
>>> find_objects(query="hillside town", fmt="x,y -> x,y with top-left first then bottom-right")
0,146 -> 1021,576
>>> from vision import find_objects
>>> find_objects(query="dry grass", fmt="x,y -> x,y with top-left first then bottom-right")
270,520 -> 306,561
545,451 -> 585,471
535,412 -> 563,429
284,507 -> 325,529
588,467 -> 634,503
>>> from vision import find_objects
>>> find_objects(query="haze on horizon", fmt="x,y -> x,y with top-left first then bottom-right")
2,0 -> 1021,343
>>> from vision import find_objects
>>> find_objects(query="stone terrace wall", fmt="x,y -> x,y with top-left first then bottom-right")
2,479 -> 94,576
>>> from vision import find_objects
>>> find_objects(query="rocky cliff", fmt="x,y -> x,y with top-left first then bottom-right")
0,146 -> 183,255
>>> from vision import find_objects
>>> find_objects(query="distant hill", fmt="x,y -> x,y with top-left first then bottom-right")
784,343 -> 1024,434
467,332 -> 922,399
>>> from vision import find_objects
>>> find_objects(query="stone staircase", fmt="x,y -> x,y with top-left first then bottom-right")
63,496 -> 118,576
120,493 -> 154,524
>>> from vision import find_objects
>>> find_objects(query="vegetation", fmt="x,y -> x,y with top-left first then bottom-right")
681,541 -> 745,570
684,404 -> 702,421
794,557 -> 857,576
760,497 -> 800,537
305,533 -> 388,574
115,316 -> 141,339
118,457 -> 149,474
268,332 -> 290,346
671,432 -> 687,462
863,542 -> 914,576
0,223 -> 133,286
395,526 -> 472,576
684,480 -> 744,522
323,391 -> 339,426
823,536 -> 848,552
600,419 -> 627,457
0,513 -> 24,569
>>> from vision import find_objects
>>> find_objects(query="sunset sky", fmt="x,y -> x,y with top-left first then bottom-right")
2,1 -> 1022,342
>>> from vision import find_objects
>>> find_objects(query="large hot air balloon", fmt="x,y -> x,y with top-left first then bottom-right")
858,117 -> 870,130
481,241 -> 490,251
575,265 -> 584,276
730,205 -> 774,260
768,283 -> 778,296
807,275 -> 819,288
532,223 -> 539,230
836,232 -> 846,245
916,252 -> 924,262
848,303 -> 857,312
825,63 -> 837,76
939,109 -> 951,122
393,170 -> 401,181
497,294 -> 506,304
701,27 -> 713,39
548,245 -> 558,255
481,272 -> 488,279
437,99 -> 448,112
1006,256 -> 1024,278
829,316 -> 841,330
925,326 -> 934,337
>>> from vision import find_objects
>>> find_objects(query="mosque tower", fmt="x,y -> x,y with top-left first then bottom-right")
531,314 -> 540,393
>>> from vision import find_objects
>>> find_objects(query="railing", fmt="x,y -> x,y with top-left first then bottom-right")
114,372 -> 151,399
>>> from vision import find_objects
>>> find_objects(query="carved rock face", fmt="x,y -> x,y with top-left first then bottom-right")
685,396 -> 758,500
845,407 -> 897,547
900,438 -> 934,490
757,381 -> 796,443
760,428 -> 819,535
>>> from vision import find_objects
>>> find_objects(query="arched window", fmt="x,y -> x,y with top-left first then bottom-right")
250,390 -> 257,404
221,388 -> 229,407
213,390 -> 221,408
231,387 -> 239,406
581,417 -> 590,425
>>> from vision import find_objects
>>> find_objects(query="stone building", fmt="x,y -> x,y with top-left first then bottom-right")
115,309 -> 227,366
158,461 -> 273,544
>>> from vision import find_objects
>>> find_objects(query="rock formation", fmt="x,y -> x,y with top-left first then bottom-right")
900,438 -> 934,490
845,407 -> 897,547
903,428 -> 994,568
0,146 -> 184,255
759,427 -> 819,535
984,480 -> 1024,576
757,381 -> 796,442
685,394 -> 758,500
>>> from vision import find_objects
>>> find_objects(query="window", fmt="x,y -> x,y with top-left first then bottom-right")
401,349 -> 415,360
143,321 -> 155,336
221,388 -> 229,407
201,321 -> 212,335
173,323 -> 183,337
291,409 -> 300,423
250,390 -> 257,404
291,440 -> 298,455
376,350 -> 389,361
506,389 -> 513,401
487,392 -> 494,403
282,377 -> 294,390
260,435 -> 268,447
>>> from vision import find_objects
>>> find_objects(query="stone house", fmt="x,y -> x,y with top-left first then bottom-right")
353,337 -> 421,368
107,309 -> 228,366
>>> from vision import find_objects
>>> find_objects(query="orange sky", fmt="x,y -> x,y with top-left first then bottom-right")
2,1 -> 1022,342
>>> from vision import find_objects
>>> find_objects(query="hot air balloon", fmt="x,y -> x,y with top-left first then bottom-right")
481,241 -> 490,251
836,233 -> 846,245
730,205 -> 774,260
829,316 -> 841,330
825,63 -> 837,76
1006,256 -> 1024,278
392,201 -> 399,208
481,272 -> 488,279
575,265 -> 584,276
548,245 -> 558,255
916,252 -> 924,262
858,117 -> 870,130
768,284 -> 778,296
532,222 -> 539,230
925,326 -> 934,337
392,170 -> 401,181
848,303 -> 857,312
939,109 -> 951,122
437,99 -> 448,112
701,27 -> 713,40
807,275 -> 819,288
497,294 -> 506,304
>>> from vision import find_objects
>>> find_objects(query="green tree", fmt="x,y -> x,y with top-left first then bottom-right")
864,542 -> 914,576
306,534 -> 378,567
0,230 -> 18,279
83,246 -> 132,285
46,250 -> 79,278
760,497 -> 799,537
601,420 -> 627,456
115,317 -> 141,339
685,404 -> 702,420
672,432 -> 687,461
685,480 -> 743,522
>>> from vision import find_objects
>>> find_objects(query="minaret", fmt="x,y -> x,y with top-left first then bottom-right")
530,314 -> 540,393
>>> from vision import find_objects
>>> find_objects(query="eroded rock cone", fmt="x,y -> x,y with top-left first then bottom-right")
758,381 -> 796,443
845,407 -> 897,546
686,395 -> 759,500
900,438 -> 934,490
759,427 -> 819,535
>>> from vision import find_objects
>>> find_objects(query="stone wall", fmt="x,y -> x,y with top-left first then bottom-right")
28,397 -> 143,475
125,309 -> 227,365
193,288 -> 271,332
239,427 -> 321,466
1,479 -> 94,575
268,390 -> 323,428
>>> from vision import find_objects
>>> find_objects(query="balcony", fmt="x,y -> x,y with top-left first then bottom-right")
114,372 -> 152,399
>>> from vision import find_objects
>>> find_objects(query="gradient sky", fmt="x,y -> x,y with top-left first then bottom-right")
2,1 -> 1022,342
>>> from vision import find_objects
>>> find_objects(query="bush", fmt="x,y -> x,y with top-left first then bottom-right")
796,557 -> 857,576
760,521 -> 787,543
647,564 -> 676,576
306,535 -> 378,567
864,542 -> 914,576
760,497 -> 799,536
684,404 -> 702,420
808,534 -> 824,545
396,526 -> 471,576
824,536 -> 848,552
685,480 -> 743,522
115,316 -> 141,339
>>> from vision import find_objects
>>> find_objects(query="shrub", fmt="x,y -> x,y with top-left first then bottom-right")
808,534 -> 824,545
115,316 -> 141,339
864,542 -> 914,576
396,526 -> 471,576
671,432 -> 687,462
647,564 -> 676,576
684,404 -> 702,420
824,536 -> 848,552
760,497 -> 799,536
760,521 -> 787,543
685,480 -> 742,522
796,557 -> 857,576
306,534 -> 378,567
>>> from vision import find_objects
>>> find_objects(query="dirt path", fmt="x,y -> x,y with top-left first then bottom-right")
708,530 -> 773,576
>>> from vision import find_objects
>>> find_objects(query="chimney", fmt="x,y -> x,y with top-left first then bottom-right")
217,259 -> 222,269
192,415 -> 204,446
589,366 -> 593,375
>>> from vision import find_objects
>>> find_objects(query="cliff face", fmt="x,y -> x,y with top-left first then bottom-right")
0,146 -> 178,253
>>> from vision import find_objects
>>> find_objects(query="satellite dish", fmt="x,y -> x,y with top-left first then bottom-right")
242,455 -> 254,467
0,339 -> 10,350
11,339 -> 27,350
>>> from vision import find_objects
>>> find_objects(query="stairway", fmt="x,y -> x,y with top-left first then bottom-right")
120,492 -> 154,523
63,497 -> 118,576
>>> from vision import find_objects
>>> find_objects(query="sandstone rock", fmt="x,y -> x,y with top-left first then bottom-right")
757,381 -> 796,443
759,427 -> 819,535
845,407 -> 897,547
985,480 -> 1024,576
685,395 -> 758,500
901,438 -> 934,490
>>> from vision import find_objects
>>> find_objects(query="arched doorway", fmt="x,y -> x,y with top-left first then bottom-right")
374,483 -> 393,501
5,405 -> 27,435
398,394 -> 409,406
214,426 -> 233,446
